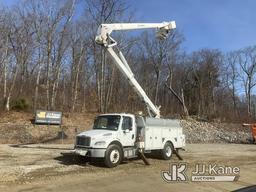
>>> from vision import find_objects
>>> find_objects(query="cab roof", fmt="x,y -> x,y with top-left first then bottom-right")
98,113 -> 134,117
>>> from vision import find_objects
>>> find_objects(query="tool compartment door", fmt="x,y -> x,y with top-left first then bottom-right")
152,127 -> 162,149
144,126 -> 153,150
144,126 -> 162,150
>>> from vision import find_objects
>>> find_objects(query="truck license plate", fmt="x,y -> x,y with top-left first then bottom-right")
75,149 -> 88,156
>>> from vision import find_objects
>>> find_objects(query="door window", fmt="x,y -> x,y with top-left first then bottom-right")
122,117 -> 132,130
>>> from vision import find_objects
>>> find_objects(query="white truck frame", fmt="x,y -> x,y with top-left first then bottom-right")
73,21 -> 185,168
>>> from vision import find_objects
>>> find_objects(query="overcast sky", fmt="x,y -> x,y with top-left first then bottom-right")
1,0 -> 255,53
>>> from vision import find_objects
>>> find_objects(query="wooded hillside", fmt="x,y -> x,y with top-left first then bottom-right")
0,0 -> 256,122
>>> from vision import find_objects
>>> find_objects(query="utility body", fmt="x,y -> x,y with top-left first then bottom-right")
75,113 -> 185,167
74,21 -> 185,167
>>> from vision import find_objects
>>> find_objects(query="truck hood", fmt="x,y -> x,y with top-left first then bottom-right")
77,129 -> 115,138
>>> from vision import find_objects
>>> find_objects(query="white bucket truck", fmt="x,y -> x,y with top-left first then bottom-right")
74,21 -> 185,167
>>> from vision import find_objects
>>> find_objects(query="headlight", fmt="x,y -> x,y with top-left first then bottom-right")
95,141 -> 106,146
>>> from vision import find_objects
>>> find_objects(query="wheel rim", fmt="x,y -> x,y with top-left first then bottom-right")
110,149 -> 120,164
165,145 -> 172,157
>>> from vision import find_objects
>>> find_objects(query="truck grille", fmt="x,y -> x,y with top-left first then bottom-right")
76,136 -> 91,146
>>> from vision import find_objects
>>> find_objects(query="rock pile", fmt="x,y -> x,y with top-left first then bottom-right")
181,118 -> 252,144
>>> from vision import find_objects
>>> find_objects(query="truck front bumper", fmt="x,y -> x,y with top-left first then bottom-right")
74,147 -> 106,158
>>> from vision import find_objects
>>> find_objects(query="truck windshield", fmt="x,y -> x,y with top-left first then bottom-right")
93,115 -> 121,131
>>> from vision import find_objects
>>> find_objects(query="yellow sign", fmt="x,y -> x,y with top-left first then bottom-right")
37,111 -> 46,118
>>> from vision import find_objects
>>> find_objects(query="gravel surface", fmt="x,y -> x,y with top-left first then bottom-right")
0,143 -> 255,192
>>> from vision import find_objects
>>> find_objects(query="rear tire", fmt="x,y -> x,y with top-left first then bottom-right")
104,144 -> 122,168
161,142 -> 173,160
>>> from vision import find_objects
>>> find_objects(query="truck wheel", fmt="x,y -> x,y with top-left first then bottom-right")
161,142 -> 173,160
104,144 -> 122,168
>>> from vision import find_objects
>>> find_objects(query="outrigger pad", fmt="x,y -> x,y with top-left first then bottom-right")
138,151 -> 150,165
173,149 -> 183,160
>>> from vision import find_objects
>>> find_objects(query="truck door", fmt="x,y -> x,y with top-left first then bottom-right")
121,116 -> 135,146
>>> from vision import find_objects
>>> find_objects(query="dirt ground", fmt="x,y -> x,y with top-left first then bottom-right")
0,143 -> 255,192
0,111 -> 96,144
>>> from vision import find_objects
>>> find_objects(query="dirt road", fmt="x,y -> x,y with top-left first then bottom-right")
0,143 -> 255,192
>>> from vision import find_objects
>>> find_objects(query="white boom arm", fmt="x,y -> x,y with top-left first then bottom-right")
95,21 -> 176,118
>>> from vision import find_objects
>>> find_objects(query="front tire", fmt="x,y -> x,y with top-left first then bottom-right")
104,144 -> 122,168
161,142 -> 173,160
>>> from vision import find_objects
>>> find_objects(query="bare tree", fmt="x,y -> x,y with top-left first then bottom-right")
70,22 -> 88,112
0,9 -> 11,110
225,51 -> 239,116
238,46 -> 256,116
0,30 -> 9,108
51,1 -> 76,109
165,53 -> 189,116
85,0 -> 127,113
1,7 -> 34,111
141,32 -> 166,105
29,2 -> 45,111
187,49 -> 221,118
141,30 -> 184,112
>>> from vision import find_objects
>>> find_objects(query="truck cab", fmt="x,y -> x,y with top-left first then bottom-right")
74,113 -> 185,167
